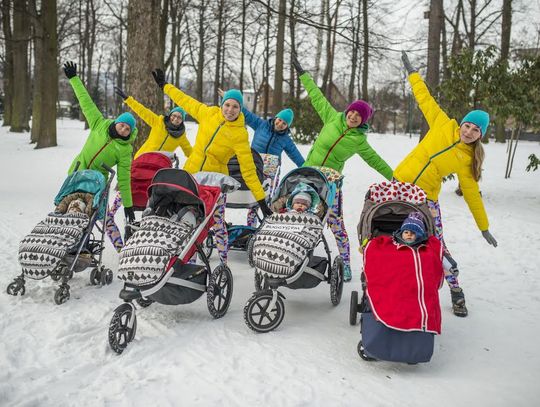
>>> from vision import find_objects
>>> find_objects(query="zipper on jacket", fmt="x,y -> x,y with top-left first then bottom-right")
87,140 -> 112,169
320,128 -> 353,167
158,134 -> 170,151
409,246 -> 429,331
199,121 -> 225,171
264,133 -> 276,154
413,141 -> 460,184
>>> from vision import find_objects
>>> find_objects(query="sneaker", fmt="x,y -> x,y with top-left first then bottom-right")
451,287 -> 468,317
343,265 -> 352,282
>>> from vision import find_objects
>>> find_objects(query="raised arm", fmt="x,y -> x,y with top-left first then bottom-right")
284,136 -> 305,167
122,95 -> 159,128
64,62 -> 104,129
242,106 -> 265,130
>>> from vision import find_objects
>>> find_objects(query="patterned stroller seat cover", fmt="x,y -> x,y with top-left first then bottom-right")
118,169 -> 221,286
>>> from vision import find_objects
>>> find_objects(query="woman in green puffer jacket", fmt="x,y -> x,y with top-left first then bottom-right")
63,61 -> 138,244
292,55 -> 393,282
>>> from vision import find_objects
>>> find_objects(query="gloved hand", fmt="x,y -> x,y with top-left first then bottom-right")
151,68 -> 167,89
401,51 -> 417,74
114,86 -> 128,100
124,206 -> 136,223
258,199 -> 273,217
291,53 -> 305,75
481,230 -> 498,247
63,61 -> 77,79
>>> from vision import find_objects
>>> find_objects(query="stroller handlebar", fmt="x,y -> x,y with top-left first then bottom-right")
101,163 -> 116,177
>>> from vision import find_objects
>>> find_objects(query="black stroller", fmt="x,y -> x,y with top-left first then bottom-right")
8,164 -> 116,304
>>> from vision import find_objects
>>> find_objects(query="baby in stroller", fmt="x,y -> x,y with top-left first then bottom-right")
350,181 -> 444,364
243,167 -> 344,333
8,167 -> 116,305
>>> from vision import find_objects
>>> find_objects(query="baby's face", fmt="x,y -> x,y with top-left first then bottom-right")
292,202 -> 308,212
401,230 -> 416,243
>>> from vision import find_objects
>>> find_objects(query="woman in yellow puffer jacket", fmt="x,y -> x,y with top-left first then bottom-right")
151,69 -> 270,264
395,52 -> 498,317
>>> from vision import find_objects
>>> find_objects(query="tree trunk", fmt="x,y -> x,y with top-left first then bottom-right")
348,0 -> 360,101
35,0 -> 57,148
29,0 -> 43,143
10,0 -> 31,132
361,0 -> 368,101
273,0 -> 286,113
2,0 -> 14,127
196,0 -> 206,101
495,0 -> 512,143
289,0 -> 297,99
468,0 -> 476,50
239,0 -> 246,92
126,0 -> 162,152
314,0 -> 326,82
213,0 -> 225,105
159,0 -> 169,66
263,2 -> 271,118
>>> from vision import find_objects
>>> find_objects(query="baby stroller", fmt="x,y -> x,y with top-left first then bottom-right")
203,148 -> 278,259
8,164 -> 116,304
108,169 -> 238,354
350,181 -> 444,364
243,167 -> 344,333
124,151 -> 179,241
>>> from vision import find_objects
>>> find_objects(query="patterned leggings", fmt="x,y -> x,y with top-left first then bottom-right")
427,200 -> 460,289
327,189 -> 350,268
211,194 -> 228,264
104,191 -> 124,252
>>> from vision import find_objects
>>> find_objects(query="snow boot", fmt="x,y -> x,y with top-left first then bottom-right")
344,264 -> 352,282
451,287 -> 468,317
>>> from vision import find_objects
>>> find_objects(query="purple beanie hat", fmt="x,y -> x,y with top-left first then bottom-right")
345,100 -> 373,125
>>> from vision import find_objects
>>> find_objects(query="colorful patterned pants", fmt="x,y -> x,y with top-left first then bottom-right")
211,194 -> 228,264
104,192 -> 124,252
247,155 -> 281,227
327,189 -> 350,268
428,200 -> 460,289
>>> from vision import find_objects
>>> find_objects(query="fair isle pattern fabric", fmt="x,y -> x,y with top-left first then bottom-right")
18,213 -> 89,279
117,215 -> 192,286
368,181 -> 427,204
253,212 -> 323,277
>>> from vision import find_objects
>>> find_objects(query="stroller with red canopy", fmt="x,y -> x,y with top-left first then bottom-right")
108,168 -> 237,354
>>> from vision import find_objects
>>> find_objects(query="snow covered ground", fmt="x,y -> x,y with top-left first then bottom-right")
0,119 -> 539,406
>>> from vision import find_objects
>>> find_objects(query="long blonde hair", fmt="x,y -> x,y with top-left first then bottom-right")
472,139 -> 485,181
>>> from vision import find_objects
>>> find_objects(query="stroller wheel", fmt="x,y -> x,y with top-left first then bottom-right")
136,297 -> 154,308
50,267 -> 63,282
100,268 -> 114,285
357,341 -> 376,362
89,267 -> 100,286
54,286 -> 70,305
330,256 -> 344,306
247,236 -> 256,268
254,271 -> 264,291
349,291 -> 359,326
207,264 -> 233,319
244,292 -> 285,333
6,280 -> 25,296
203,233 -> 214,260
108,304 -> 137,354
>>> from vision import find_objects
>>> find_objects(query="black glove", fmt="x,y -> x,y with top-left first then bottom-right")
124,206 -> 135,223
481,230 -> 498,247
151,68 -> 167,89
258,199 -> 273,217
401,51 -> 417,74
114,86 -> 128,100
63,61 -> 77,79
291,53 -> 305,75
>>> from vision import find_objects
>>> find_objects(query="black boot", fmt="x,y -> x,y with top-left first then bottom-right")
451,287 -> 468,317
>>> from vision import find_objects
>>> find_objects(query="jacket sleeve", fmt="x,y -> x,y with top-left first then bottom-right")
163,84 -> 209,122
357,138 -> 394,180
117,144 -> 134,208
299,72 -> 337,123
69,76 -> 104,129
233,132 -> 266,201
178,132 -> 193,157
284,136 -> 305,167
242,107 -> 264,130
408,72 -> 451,130
124,96 -> 159,127
457,170 -> 489,231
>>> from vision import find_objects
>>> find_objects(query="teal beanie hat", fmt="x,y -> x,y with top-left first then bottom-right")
276,108 -> 294,127
461,110 -> 490,136
115,112 -> 136,133
221,89 -> 244,109
169,106 -> 186,121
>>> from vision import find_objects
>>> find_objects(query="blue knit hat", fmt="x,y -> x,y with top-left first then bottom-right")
221,89 -> 243,109
115,112 -> 136,133
461,110 -> 490,136
169,106 -> 186,121
400,212 -> 426,240
276,108 -> 294,127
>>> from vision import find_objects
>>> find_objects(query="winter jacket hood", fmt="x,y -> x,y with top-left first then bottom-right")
286,182 -> 321,213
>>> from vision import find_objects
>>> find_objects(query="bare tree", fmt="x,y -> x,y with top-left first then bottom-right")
273,0 -> 286,112
2,0 -> 14,126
